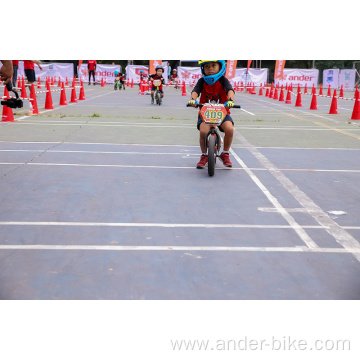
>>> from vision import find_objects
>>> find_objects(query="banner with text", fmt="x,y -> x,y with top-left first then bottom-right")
78,64 -> 121,83
125,65 -> 168,84
177,66 -> 202,84
225,60 -> 237,79
339,69 -> 356,90
323,69 -> 339,89
274,60 -> 286,80
274,69 -> 319,87
231,68 -> 268,86
16,62 -> 74,81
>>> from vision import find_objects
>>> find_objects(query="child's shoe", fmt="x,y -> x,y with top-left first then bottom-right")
151,99 -> 154,104
196,155 -> 208,169
219,152 -> 232,167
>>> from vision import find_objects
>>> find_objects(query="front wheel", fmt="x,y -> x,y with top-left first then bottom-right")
207,135 -> 216,176
114,83 -> 117,90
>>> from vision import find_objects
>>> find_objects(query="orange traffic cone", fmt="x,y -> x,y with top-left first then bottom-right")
327,84 -> 331,97
279,85 -> 284,101
182,81 -> 187,96
57,77 -> 61,87
329,89 -> 338,114
131,79 -> 134,88
265,86 -> 270,97
350,92 -> 360,120
285,88 -> 292,104
273,87 -> 278,100
310,92 -> 318,110
44,81 -> 54,109
319,83 -> 323,96
353,85 -> 359,99
59,82 -> 67,105
29,84 -> 39,114
37,77 -> 42,89
295,87 -> 302,107
21,78 -> 27,99
304,83 -> 308,94
340,84 -> 344,98
70,83 -> 78,103
259,85 -> 263,96
79,80 -> 85,100
2,86 -> 15,121
127,78 -> 130,87
101,78 -> 105,87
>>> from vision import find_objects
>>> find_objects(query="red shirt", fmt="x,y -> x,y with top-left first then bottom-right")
149,74 -> 164,90
88,60 -> 97,71
193,77 -> 233,114
24,60 -> 34,70
12,60 -> 19,66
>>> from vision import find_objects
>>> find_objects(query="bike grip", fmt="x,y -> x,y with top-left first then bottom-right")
233,105 -> 241,109
6,81 -> 13,92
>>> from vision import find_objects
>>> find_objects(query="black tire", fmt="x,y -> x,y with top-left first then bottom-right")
156,91 -> 160,105
114,83 -> 117,90
208,135 -> 216,176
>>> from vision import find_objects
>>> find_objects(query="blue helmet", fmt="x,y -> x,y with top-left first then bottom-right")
199,60 -> 226,85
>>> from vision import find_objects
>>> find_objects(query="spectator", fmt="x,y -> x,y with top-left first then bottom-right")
0,60 -> 13,85
24,60 -> 43,86
167,61 -> 171,79
12,60 -> 19,87
88,60 -> 97,85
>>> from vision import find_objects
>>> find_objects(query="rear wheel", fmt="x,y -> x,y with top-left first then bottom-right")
208,135 -> 216,176
114,82 -> 117,90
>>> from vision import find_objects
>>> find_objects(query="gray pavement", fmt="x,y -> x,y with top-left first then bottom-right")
1,83 -> 360,299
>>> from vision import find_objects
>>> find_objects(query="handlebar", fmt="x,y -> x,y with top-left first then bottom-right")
186,103 -> 241,109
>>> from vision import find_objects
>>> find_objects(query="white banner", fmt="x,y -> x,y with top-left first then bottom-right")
323,69 -> 339,89
16,62 -> 74,82
339,69 -> 356,90
125,64 -> 168,84
177,66 -> 202,84
232,68 -> 268,86
275,69 -> 319,87
78,64 -> 121,84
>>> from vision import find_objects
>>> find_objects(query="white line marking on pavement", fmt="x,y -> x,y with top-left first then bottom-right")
230,149 -> 318,249
0,244 -> 359,253
241,108 -> 255,116
233,131 -> 360,262
0,221 -> 324,229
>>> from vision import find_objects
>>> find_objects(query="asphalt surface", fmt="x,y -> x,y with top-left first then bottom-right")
1,82 -> 360,299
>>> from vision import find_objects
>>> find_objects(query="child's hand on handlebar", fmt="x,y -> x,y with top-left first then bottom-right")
224,100 -> 234,109
188,99 -> 198,107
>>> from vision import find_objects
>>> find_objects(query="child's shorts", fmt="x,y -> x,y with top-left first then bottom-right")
151,87 -> 164,93
197,114 -> 234,132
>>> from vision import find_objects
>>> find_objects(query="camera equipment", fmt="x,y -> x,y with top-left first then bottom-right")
1,82 -> 23,108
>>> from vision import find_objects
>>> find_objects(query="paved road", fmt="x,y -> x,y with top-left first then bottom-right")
1,83 -> 360,299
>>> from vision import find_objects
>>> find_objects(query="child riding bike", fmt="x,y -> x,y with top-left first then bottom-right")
170,69 -> 179,89
114,70 -> 125,90
188,60 -> 235,169
149,65 -> 165,104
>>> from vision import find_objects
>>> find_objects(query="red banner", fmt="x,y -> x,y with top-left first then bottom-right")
149,60 -> 162,74
274,60 -> 286,80
225,60 -> 237,79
